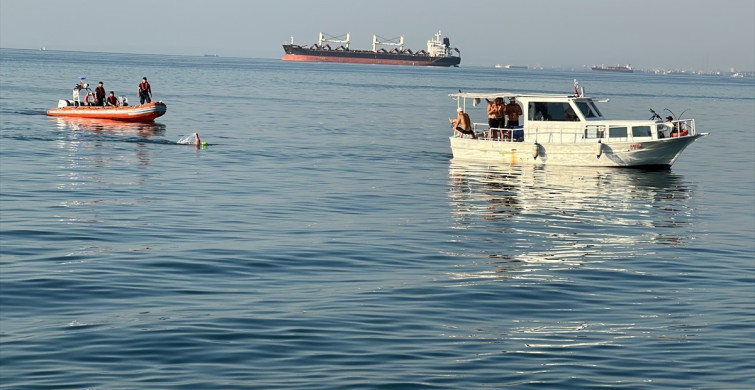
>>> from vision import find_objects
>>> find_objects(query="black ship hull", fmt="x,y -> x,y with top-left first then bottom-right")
282,45 -> 460,67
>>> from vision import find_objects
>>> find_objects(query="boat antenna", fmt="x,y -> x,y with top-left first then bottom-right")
663,108 -> 677,120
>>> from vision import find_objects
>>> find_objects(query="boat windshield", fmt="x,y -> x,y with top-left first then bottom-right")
528,102 -> 579,121
575,100 -> 602,118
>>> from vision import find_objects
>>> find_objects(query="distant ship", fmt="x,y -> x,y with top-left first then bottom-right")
282,31 -> 460,67
591,64 -> 633,73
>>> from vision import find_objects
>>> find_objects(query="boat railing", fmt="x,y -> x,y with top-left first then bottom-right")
533,129 -> 592,144
470,120 -> 698,143
672,119 -> 696,136
535,127 -> 639,143
534,120 -> 697,143
472,123 -> 524,142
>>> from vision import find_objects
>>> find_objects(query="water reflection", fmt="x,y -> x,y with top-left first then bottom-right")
54,117 -> 166,138
54,117 -> 168,168
447,160 -> 696,277
53,118 -> 169,193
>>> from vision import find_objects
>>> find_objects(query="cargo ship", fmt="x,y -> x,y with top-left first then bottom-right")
282,31 -> 460,67
591,64 -> 633,73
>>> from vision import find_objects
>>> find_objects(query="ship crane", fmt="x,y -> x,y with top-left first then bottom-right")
318,32 -> 351,49
372,35 -> 404,52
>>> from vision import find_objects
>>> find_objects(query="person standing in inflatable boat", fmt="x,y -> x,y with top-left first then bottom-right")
138,77 -> 152,104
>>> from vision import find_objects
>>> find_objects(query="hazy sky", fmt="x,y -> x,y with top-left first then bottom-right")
2,0 -> 753,71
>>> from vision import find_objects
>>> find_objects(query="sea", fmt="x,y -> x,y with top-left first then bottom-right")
1,48 -> 753,389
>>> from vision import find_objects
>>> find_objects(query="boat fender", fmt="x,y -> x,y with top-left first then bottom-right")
532,142 -> 539,159
596,140 -> 603,159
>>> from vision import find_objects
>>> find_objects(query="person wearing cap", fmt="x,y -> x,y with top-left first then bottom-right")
665,115 -> 680,136
137,77 -> 152,104
95,82 -> 106,106
450,107 -> 476,139
505,97 -> 523,128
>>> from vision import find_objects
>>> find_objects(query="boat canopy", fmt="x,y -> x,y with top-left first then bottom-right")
449,92 -> 576,100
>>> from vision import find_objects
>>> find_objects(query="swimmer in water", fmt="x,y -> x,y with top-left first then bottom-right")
177,132 -> 207,147
193,133 -> 209,148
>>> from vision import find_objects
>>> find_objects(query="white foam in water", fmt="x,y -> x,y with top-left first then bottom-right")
176,134 -> 195,144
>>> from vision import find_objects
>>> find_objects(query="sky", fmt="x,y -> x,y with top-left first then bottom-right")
2,0 -> 754,72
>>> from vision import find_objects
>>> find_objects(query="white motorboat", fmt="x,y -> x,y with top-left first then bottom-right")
447,84 -> 707,168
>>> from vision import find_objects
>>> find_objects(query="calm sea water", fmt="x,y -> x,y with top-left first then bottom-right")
1,48 -> 754,389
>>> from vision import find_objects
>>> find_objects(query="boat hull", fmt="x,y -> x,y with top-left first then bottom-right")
47,102 -> 167,122
282,45 -> 460,67
449,134 -> 706,168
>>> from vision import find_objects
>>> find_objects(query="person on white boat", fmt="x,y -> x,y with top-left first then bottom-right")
106,91 -> 119,107
665,116 -> 678,129
450,108 -> 476,139
485,97 -> 505,129
564,105 -> 578,121
533,102 -> 550,121
505,97 -> 522,128
138,77 -> 152,104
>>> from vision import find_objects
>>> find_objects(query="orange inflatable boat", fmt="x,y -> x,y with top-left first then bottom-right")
47,100 -> 167,122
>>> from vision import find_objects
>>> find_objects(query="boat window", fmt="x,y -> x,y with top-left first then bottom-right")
584,125 -> 605,139
529,103 -> 546,120
632,125 -> 652,137
609,126 -> 627,138
589,101 -> 603,117
576,101 -> 598,118
528,102 -> 573,121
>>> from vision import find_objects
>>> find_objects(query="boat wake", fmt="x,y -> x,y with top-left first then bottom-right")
1,108 -> 49,116
176,132 -> 208,147
177,133 -> 198,144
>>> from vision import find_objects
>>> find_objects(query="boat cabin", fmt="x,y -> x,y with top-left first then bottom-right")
450,92 -> 695,144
